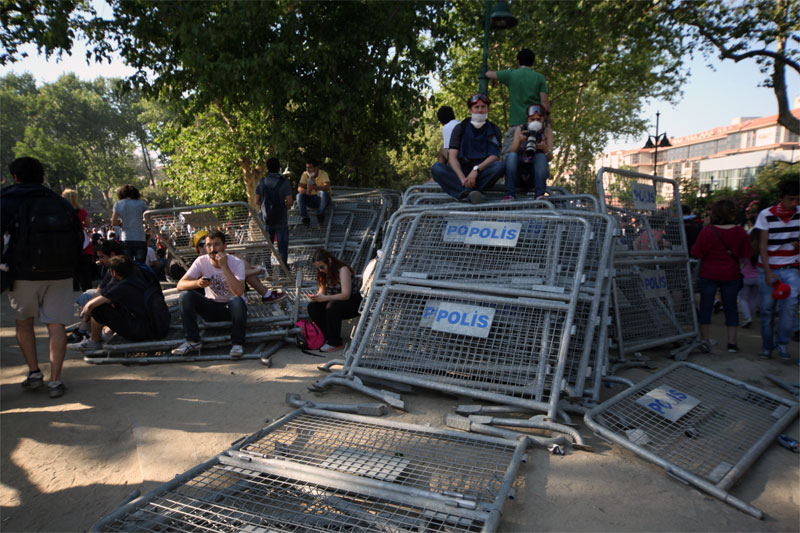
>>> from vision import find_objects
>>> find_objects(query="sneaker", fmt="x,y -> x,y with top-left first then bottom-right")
727,344 -> 740,353
502,195 -> 515,202
21,370 -> 44,390
68,338 -> 102,351
171,341 -> 202,355
301,217 -> 310,227
229,344 -> 244,359
66,329 -> 88,343
319,343 -> 343,353
468,190 -> 486,204
740,318 -> 752,329
759,349 -> 772,360
777,345 -> 791,360
47,381 -> 66,399
262,290 -> 286,303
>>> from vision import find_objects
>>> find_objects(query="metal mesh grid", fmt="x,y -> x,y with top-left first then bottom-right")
380,212 -> 590,296
145,203 -> 278,271
612,259 -> 696,351
587,363 -> 796,485
596,169 -> 686,256
99,464 -> 485,532
241,412 -> 516,503
350,286 -> 571,402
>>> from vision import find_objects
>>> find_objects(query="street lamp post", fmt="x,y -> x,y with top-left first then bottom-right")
643,111 -> 671,176
478,0 -> 517,94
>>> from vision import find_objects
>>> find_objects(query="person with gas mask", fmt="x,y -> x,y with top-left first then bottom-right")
430,93 -> 505,204
503,104 -> 553,199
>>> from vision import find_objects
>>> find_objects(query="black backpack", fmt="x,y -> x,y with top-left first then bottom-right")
262,176 -> 286,226
124,266 -> 171,339
7,187 -> 82,280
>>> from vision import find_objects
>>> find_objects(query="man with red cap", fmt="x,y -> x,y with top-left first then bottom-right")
754,178 -> 799,360
430,93 -> 505,204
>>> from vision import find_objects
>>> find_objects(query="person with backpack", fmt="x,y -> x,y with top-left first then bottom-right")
67,254 -> 170,350
255,157 -> 292,267
1,157 -> 83,399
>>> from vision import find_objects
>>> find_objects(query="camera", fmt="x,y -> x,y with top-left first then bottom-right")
524,120 -> 543,156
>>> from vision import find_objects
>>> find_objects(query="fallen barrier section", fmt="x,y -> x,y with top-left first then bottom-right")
93,408 -> 527,533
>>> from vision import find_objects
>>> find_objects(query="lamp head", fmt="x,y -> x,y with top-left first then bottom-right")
490,0 -> 517,30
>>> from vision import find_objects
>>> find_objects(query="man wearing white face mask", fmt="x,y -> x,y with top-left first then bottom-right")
296,158 -> 331,226
504,104 -> 553,199
430,93 -> 505,204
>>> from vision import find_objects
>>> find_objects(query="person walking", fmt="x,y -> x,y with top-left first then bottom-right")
691,199 -> 752,353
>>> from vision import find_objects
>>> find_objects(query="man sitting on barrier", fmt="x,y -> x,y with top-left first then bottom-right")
430,93 -> 505,204
173,230 -> 248,358
67,239 -> 125,343
503,104 -> 553,200
68,255 -> 169,350
296,158 -> 331,226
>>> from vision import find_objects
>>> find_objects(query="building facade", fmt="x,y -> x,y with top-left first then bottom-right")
596,101 -> 800,194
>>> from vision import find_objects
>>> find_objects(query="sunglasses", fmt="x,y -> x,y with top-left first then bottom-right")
468,93 -> 491,105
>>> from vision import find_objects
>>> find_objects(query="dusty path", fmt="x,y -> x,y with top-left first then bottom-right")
1,293 -> 798,532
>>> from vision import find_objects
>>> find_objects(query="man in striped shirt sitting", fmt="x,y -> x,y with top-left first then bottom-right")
754,178 -> 799,360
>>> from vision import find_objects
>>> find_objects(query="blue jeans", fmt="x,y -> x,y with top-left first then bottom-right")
504,152 -> 549,197
123,241 -> 147,264
179,290 -> 247,345
757,266 -> 799,352
430,160 -> 505,200
268,224 -> 289,265
698,277 -> 741,326
296,191 -> 331,219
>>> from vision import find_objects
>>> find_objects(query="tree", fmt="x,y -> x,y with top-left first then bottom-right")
663,0 -> 800,134
435,0 -> 689,186
0,72 -> 38,185
5,73 -> 143,207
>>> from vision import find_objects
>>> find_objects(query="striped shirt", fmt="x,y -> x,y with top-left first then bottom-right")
754,205 -> 800,268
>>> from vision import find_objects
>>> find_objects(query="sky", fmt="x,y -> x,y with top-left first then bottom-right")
4,38 -> 798,155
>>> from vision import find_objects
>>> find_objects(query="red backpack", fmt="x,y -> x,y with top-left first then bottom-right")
295,319 -> 324,350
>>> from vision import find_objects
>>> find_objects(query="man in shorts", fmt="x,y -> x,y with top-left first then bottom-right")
1,157 -> 82,398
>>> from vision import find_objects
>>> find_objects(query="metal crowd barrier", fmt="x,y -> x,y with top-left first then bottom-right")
584,362 -> 799,518
596,167 -> 700,360
93,408 -> 527,532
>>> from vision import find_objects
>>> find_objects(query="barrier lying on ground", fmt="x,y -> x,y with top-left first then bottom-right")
93,408 -> 527,533
584,362 -> 798,518
596,168 -> 701,361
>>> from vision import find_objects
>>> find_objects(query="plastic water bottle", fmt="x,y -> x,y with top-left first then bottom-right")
777,434 -> 799,453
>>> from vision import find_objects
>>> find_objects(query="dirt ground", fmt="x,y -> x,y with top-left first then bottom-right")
1,293 -> 798,532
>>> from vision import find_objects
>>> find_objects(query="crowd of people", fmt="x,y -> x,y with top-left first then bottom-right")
1,155 -> 354,398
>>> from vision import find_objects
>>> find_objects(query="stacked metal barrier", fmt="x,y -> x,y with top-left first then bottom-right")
93,408 -> 527,532
596,168 -> 700,360
313,192 -> 619,417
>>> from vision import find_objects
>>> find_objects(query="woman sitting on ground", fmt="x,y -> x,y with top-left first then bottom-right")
308,248 -> 362,353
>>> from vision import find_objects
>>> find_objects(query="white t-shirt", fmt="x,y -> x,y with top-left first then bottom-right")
185,253 -> 246,302
145,246 -> 157,266
442,119 -> 460,148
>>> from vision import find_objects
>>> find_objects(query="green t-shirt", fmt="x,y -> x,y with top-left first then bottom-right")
496,67 -> 548,126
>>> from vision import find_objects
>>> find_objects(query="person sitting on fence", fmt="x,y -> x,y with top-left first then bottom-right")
296,158 -> 331,226
68,255 -> 170,350
503,104 -> 553,200
430,93 -> 505,204
173,230 -> 248,358
308,248 -> 363,353
67,239 -> 125,343
168,230 -> 284,303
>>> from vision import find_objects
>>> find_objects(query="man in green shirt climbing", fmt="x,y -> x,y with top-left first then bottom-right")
486,48 -> 550,154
